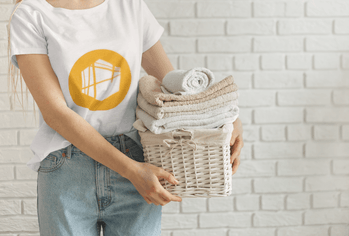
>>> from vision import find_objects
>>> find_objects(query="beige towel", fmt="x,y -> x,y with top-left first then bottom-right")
137,90 -> 239,120
139,74 -> 238,107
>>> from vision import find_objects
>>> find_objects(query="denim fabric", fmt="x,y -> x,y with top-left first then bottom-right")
37,134 -> 162,236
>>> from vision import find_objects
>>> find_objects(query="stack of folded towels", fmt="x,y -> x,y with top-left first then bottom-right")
133,67 -> 239,134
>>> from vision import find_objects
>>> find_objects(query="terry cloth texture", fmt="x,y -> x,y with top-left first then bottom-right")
160,67 -> 215,95
139,74 -> 238,107
137,90 -> 239,119
136,105 -> 239,134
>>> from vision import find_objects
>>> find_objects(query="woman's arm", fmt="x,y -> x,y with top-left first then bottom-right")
16,54 -> 137,178
141,40 -> 174,82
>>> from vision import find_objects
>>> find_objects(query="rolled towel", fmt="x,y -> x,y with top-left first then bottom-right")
160,67 -> 215,95
140,74 -> 238,107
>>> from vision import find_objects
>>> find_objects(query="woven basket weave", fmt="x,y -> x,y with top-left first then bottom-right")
134,119 -> 234,198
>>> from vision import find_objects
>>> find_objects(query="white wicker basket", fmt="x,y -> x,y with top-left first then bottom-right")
133,119 -> 234,198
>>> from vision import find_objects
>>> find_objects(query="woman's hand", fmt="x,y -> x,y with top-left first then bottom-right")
230,117 -> 244,175
127,162 -> 182,206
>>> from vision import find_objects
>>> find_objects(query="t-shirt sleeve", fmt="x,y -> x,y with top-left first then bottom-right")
140,0 -> 164,53
7,7 -> 48,69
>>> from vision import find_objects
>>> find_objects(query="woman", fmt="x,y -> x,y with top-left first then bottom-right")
7,0 -> 244,235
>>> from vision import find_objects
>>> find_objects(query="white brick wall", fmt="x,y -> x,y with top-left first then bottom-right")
1,0 -> 349,235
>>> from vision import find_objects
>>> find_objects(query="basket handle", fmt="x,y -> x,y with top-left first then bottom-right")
171,128 -> 194,139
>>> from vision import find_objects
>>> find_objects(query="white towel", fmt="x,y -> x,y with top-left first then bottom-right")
137,90 -> 239,119
160,67 -> 215,95
135,104 -> 240,134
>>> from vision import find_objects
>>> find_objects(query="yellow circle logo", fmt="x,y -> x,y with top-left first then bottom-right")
69,49 -> 131,111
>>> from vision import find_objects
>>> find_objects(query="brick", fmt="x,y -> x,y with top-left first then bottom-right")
286,54 -> 312,70
305,176 -> 349,191
16,165 -> 38,180
227,19 -> 275,35
0,112 -> 37,128
305,208 -> 349,224
279,19 -> 331,35
0,200 -> 21,215
278,226 -> 329,236
0,93 -> 11,111
306,71 -> 349,88
23,199 -> 37,215
253,1 -> 302,18
240,143 -> 252,160
254,177 -> 303,193
231,178 -> 252,194
254,72 -> 303,88
243,125 -> 260,142
234,161 -> 275,178
0,165 -> 15,180
330,225 -> 349,236
306,0 -> 349,17
0,182 -> 36,197
261,125 -> 286,141
342,54 -> 349,69
179,55 -> 205,71
198,37 -> 251,53
306,142 -> 349,158
287,124 -> 312,141
313,192 -> 339,208
286,193 -> 311,210
208,196 -> 234,212
161,214 -> 197,229
162,38 -> 196,53
235,194 -> 260,211
340,191 -> 349,207
173,229 -> 226,236
197,1 -> 251,18
207,54 -> 233,71
335,19 -> 349,34
278,160 -> 330,176
234,54 -> 259,71
254,107 -> 303,124
0,130 -> 17,146
181,198 -> 206,213
314,53 -> 340,69
171,20 -> 224,36
277,89 -> 331,106
254,37 -> 303,52
199,212 -> 252,228
261,54 -> 284,70
261,194 -> 284,210
239,108 -> 252,125
343,125 -> 349,140
0,216 -> 38,232
162,201 -> 180,213
228,228 -> 275,236
254,211 -> 302,227
306,108 -> 349,123
306,36 -> 349,51
238,90 -> 275,107
314,125 -> 339,140
333,89 -> 349,105
333,159 -> 349,174
0,148 -> 33,164
254,142 -> 303,159
228,72 -> 252,89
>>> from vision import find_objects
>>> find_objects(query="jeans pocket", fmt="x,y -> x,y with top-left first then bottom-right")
38,150 -> 66,173
128,144 -> 145,163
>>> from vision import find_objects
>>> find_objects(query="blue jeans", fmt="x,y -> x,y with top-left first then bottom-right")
37,134 -> 162,236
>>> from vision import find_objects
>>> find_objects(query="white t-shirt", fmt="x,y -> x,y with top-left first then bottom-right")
8,0 -> 164,172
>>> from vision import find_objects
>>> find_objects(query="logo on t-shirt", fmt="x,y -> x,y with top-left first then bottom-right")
69,49 -> 131,111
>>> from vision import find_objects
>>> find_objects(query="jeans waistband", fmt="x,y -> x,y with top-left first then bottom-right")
65,133 -> 130,159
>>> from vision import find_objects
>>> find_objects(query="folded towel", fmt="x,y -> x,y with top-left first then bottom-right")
135,104 -> 240,134
160,67 -> 215,95
136,102 -> 239,127
137,90 -> 239,119
139,74 -> 238,107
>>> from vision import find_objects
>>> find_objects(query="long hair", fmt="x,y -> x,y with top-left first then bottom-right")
7,0 -> 39,126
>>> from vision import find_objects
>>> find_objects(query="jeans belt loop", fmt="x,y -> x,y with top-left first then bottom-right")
67,144 -> 72,159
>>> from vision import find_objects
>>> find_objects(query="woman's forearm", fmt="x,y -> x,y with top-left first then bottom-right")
44,106 -> 137,179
